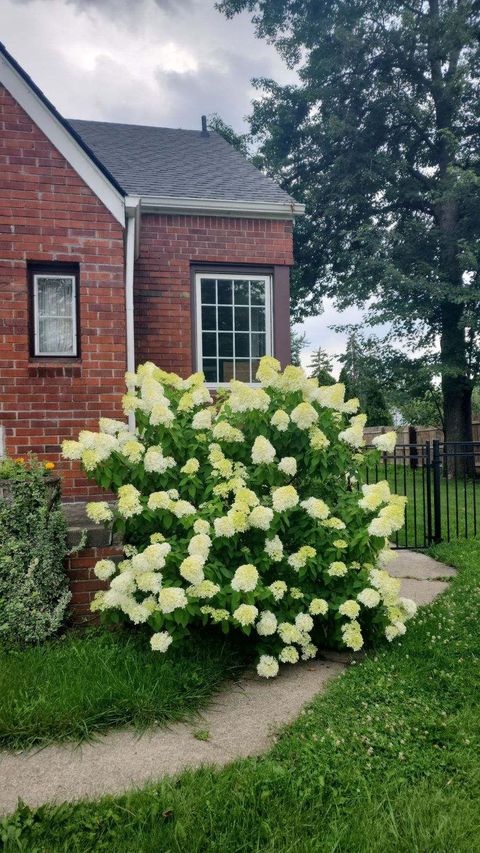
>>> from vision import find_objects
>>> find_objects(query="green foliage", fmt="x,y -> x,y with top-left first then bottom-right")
339,333 -> 392,426
0,628 -> 243,750
290,328 -> 309,366
63,359 -> 413,675
308,346 -> 335,385
0,462 -> 70,646
218,0 -> 480,441
3,539 -> 478,853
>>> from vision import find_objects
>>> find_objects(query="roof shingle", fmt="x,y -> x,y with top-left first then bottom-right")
69,119 -> 296,206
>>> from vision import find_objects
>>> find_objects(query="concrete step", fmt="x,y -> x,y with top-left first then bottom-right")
62,502 -> 122,549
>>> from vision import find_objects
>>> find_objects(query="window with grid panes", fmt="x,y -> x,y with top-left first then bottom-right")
195,273 -> 272,384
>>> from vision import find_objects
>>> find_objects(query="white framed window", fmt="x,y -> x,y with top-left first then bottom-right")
32,272 -> 78,357
195,272 -> 272,385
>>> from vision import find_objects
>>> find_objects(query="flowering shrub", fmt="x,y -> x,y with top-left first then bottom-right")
0,458 -> 70,646
63,357 -> 416,677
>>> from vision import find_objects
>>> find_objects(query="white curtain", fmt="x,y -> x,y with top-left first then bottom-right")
37,277 -> 75,354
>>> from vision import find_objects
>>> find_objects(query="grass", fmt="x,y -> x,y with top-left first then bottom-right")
365,462 -> 480,547
2,537 -> 480,852
0,628 -> 244,750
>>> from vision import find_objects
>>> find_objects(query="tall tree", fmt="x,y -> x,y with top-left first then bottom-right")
218,0 -> 480,456
339,332 -> 393,425
290,329 -> 310,366
309,347 -> 335,384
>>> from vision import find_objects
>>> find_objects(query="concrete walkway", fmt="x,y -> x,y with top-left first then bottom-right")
0,550 -> 454,815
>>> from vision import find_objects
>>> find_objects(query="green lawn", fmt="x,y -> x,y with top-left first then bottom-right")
365,462 -> 480,547
2,538 -> 480,852
0,628 -> 243,751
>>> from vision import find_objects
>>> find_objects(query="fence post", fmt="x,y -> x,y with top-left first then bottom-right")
425,441 -> 432,545
432,439 -> 442,543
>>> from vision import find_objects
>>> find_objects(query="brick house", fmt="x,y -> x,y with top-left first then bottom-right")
0,42 -> 304,504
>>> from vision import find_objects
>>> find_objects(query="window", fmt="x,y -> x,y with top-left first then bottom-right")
30,266 -> 78,357
195,272 -> 272,384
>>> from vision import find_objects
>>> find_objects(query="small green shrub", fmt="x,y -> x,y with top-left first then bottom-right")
63,357 -> 416,676
0,460 -> 71,645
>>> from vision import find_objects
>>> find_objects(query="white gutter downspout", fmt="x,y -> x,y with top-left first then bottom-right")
125,197 -> 140,432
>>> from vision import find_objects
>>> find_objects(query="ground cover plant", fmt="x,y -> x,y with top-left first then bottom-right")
0,628 -> 243,750
0,456 -> 70,646
62,357 -> 417,675
3,537 -> 478,852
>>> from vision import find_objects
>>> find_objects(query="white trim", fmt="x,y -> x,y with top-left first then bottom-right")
33,273 -> 77,357
136,195 -> 304,220
195,272 -> 272,387
125,202 -> 138,432
0,52 -> 125,226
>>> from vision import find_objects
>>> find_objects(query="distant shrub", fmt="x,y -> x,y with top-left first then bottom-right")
63,357 -> 416,677
0,459 -> 70,645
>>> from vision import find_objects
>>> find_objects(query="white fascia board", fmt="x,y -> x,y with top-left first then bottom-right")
0,53 -> 125,226
135,195 -> 305,219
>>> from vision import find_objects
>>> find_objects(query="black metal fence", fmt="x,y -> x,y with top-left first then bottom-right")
363,440 -> 480,548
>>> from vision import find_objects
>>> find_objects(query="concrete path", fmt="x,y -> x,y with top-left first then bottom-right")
0,549 -> 454,815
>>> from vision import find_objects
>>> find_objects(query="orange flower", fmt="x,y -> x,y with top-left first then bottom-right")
44,461 -> 55,470
15,457 -> 25,464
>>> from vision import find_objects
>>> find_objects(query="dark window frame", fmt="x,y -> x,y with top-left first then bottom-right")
191,263 -> 274,385
27,261 -> 81,359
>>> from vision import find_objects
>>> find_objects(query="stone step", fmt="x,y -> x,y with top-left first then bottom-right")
62,502 -> 122,549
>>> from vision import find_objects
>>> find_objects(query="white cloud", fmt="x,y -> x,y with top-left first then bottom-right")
2,0 -> 294,129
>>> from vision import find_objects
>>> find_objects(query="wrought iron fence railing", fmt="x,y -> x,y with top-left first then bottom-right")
363,440 -> 480,548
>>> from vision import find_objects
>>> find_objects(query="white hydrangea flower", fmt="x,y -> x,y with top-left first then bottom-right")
158,586 -> 188,613
372,431 -> 397,453
233,604 -> 258,626
341,620 -> 364,651
290,402 -> 318,430
136,572 -> 163,593
295,613 -> 314,633
86,502 -> 113,524
269,580 -> 287,601
180,457 -> 200,475
231,563 -> 259,593
309,598 -> 329,616
193,519 -> 211,535
357,588 -> 381,608
191,410 -> 212,430
93,559 -> 117,581
327,561 -> 348,577
144,447 -> 176,474
173,500 -> 196,518
301,642 -> 318,661
186,580 -> 220,599
339,600 -> 361,619
265,535 -> 283,562
188,533 -> 211,559
212,422 -> 245,443
150,632 -> 173,653
278,456 -> 297,477
110,571 -> 136,594
270,409 -> 290,432
279,645 -> 299,664
251,436 -> 276,465
117,484 -> 142,518
399,597 -> 418,620
214,516 -> 236,538
300,497 -> 330,520
277,622 -> 302,644
179,554 -> 205,585
248,505 -> 274,530
99,417 -> 128,436
147,491 -> 173,511
272,485 -> 299,512
256,611 -> 278,636
256,655 -> 279,678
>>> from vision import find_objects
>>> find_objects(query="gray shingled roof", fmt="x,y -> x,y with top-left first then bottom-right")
68,119 -> 296,205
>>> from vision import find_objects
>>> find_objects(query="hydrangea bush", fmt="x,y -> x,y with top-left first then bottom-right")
63,357 -> 416,677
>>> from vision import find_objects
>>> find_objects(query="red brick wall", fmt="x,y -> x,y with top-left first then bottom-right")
134,214 -> 293,373
0,83 -> 126,500
66,544 -> 123,624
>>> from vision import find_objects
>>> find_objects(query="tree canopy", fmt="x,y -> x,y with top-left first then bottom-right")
217,0 -> 480,449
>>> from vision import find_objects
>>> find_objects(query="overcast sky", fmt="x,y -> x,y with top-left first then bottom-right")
2,0 -> 368,373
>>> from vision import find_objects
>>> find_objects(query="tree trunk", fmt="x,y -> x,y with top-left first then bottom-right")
440,302 -> 475,477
